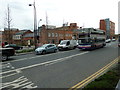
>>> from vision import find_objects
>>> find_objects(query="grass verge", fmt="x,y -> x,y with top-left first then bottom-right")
15,49 -> 34,53
83,62 -> 120,90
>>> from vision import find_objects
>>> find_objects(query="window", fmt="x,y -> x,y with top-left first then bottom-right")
48,33 -> 51,37
52,33 -> 54,37
56,33 -> 58,37
66,41 -> 70,45
52,39 -> 55,43
47,45 -> 52,48
66,34 -> 68,37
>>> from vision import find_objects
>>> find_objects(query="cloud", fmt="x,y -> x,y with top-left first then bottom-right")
0,0 -> 119,34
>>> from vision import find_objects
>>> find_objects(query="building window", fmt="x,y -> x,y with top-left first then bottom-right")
66,34 -> 69,37
48,39 -> 51,43
55,33 -> 58,37
59,34 -> 61,37
48,33 -> 51,37
52,33 -> 54,37
52,39 -> 55,43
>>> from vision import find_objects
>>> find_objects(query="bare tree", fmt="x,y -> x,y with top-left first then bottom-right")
4,4 -> 13,44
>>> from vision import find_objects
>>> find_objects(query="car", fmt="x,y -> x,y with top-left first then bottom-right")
35,44 -> 57,55
112,39 -> 116,41
1,47 -> 15,60
4,44 -> 23,50
118,43 -> 120,47
105,39 -> 111,43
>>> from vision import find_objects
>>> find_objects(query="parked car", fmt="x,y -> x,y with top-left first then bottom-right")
112,38 -> 116,41
4,44 -> 23,50
118,43 -> 120,47
35,44 -> 57,55
0,47 -> 15,60
105,39 -> 111,43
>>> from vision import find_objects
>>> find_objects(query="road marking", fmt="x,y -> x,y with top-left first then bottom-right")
1,76 -> 37,89
3,49 -> 78,63
0,72 -> 18,79
0,63 -> 12,69
69,56 -> 119,90
1,51 -> 89,75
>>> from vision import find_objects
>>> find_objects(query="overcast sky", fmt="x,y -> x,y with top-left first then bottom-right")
0,0 -> 119,34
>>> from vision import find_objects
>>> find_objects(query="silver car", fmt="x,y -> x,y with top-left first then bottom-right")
35,44 -> 57,55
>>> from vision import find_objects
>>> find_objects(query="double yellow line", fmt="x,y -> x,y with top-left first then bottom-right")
69,56 -> 120,90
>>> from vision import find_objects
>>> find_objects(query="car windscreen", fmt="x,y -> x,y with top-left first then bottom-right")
38,44 -> 48,48
60,41 -> 68,45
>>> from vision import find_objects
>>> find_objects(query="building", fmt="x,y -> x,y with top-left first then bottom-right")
3,28 -> 19,44
39,23 -> 79,45
0,31 -> 3,46
23,33 -> 34,46
13,30 -> 33,46
99,18 -> 115,39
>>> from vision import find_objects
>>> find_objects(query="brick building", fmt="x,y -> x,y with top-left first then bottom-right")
3,28 -> 19,44
39,23 -> 79,45
0,31 -> 3,46
13,30 -> 33,46
99,18 -> 115,39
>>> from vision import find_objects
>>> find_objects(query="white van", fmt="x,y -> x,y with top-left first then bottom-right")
58,40 -> 77,50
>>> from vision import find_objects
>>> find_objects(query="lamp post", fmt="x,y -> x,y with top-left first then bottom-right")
29,0 -> 37,49
38,19 -> 42,43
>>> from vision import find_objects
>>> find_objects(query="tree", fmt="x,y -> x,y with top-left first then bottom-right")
4,4 -> 13,44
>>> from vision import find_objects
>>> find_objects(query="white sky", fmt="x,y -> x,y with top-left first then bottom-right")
0,0 -> 119,34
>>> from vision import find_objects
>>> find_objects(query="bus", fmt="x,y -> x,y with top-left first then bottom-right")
77,28 -> 106,50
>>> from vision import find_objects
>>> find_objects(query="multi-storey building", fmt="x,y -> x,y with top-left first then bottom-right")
3,28 -> 19,44
13,30 -> 33,46
39,23 -> 79,45
99,18 -> 115,39
0,31 -> 3,46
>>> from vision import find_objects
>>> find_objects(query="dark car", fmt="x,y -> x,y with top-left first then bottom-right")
1,48 -> 15,60
5,44 -> 23,50
35,44 -> 57,55
118,43 -> 120,47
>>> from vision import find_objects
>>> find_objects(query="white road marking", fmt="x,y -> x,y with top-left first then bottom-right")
0,72 -> 18,79
0,63 -> 16,77
0,63 -> 12,69
1,76 -> 37,89
1,51 -> 89,75
3,49 -> 78,63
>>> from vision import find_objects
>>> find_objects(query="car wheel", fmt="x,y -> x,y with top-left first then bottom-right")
1,55 -> 8,61
42,51 -> 46,55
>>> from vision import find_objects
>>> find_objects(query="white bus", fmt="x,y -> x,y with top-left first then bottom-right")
77,28 -> 106,50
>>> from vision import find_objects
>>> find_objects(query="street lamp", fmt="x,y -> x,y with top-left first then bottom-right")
29,0 -> 37,49
38,19 -> 42,43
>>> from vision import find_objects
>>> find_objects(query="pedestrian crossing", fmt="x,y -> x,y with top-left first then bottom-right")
1,76 -> 37,89
1,62 -> 38,89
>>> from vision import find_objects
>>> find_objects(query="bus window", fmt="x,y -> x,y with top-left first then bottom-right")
79,39 -> 91,44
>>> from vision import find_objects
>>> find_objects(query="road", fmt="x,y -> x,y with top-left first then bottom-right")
1,41 -> 119,89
